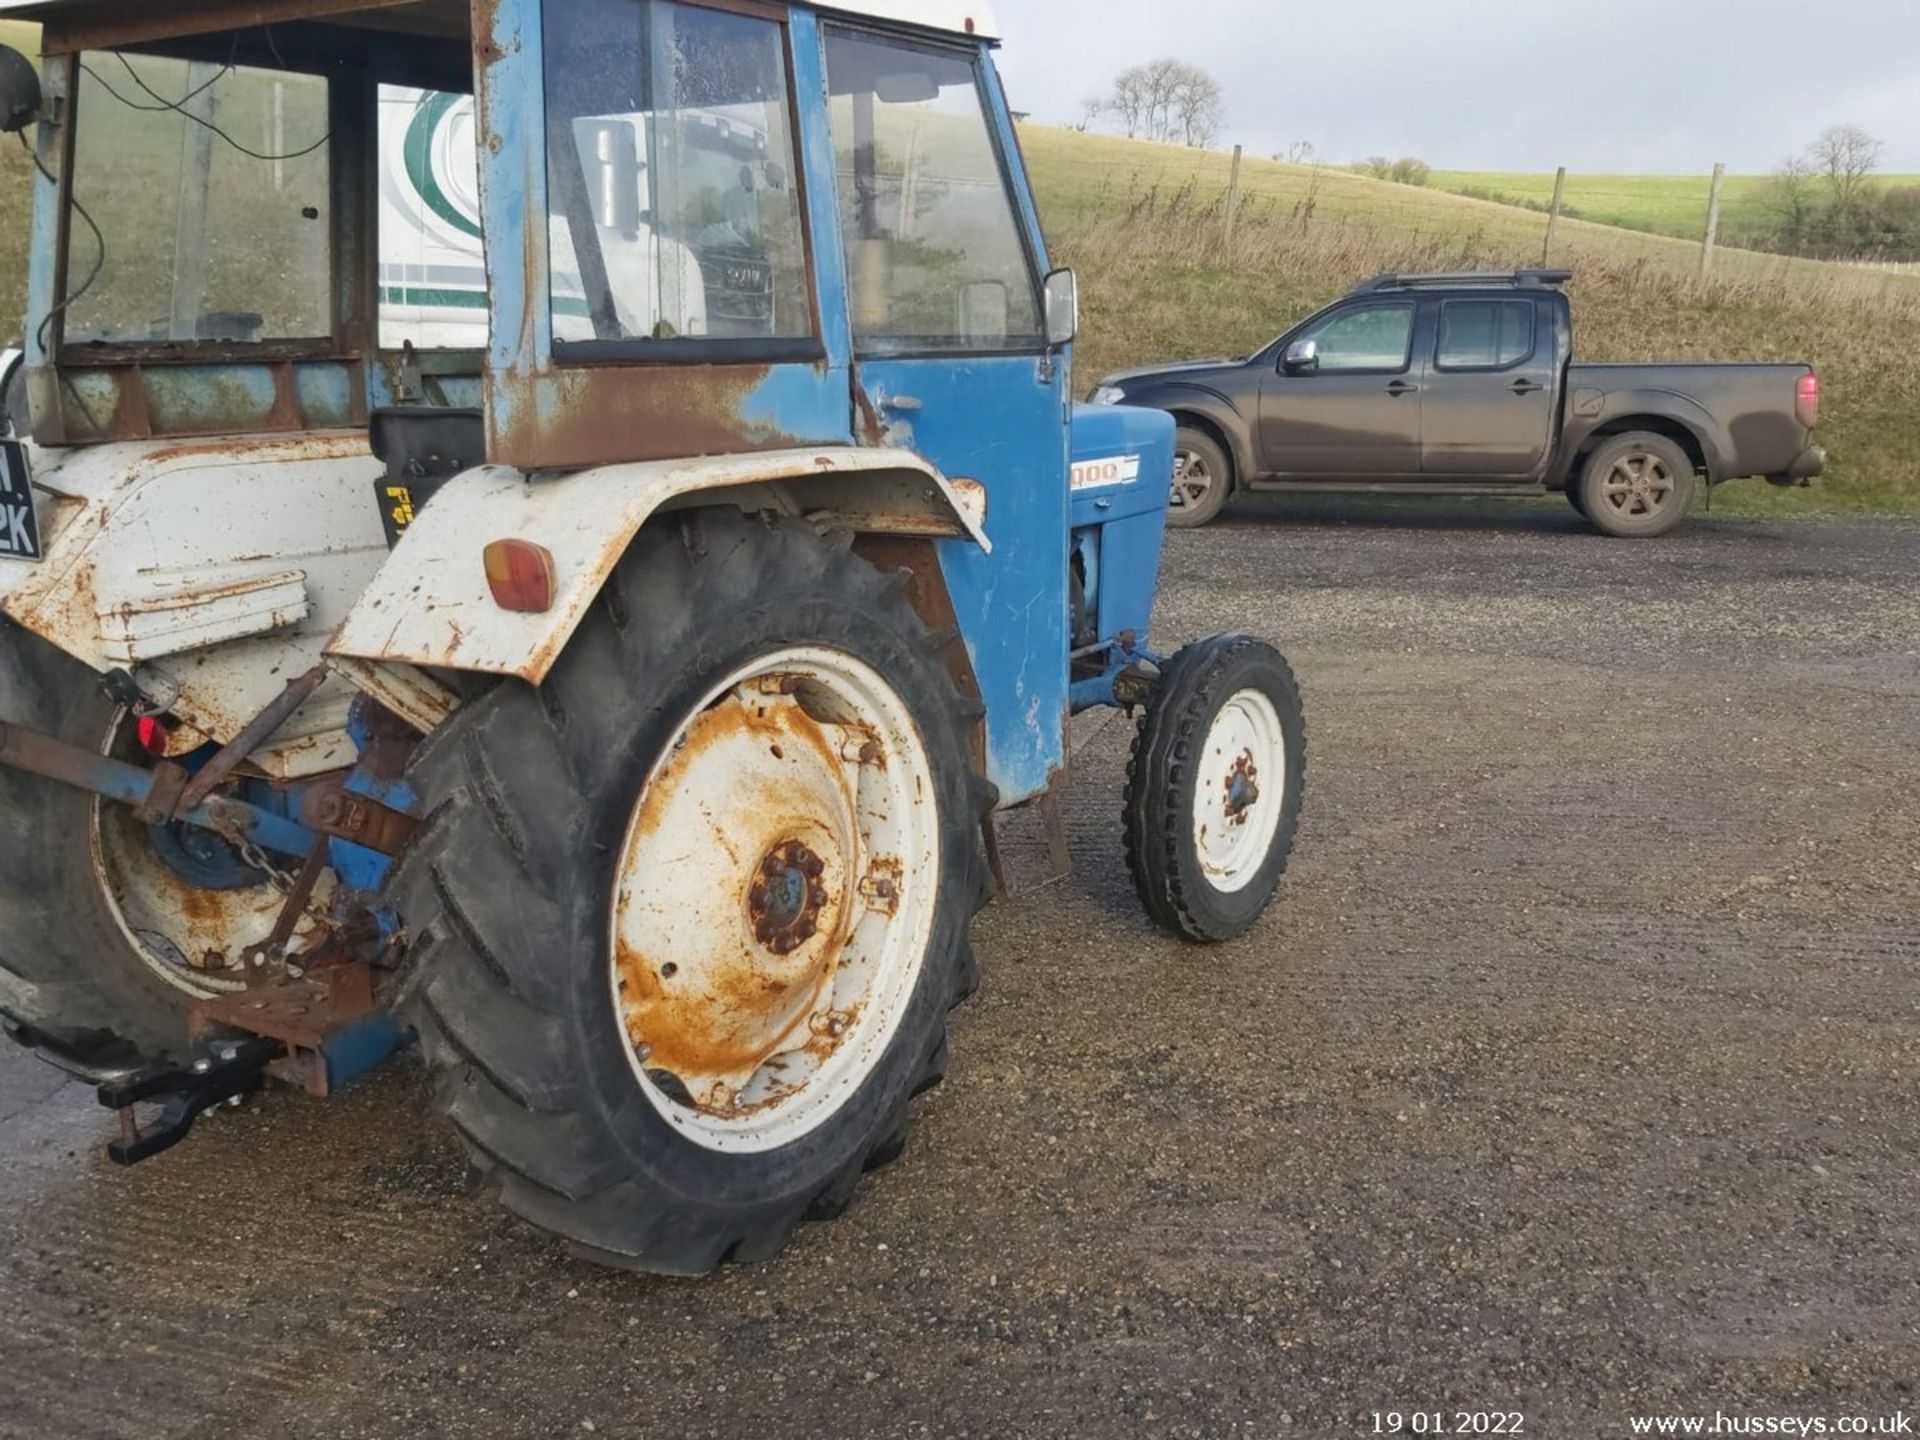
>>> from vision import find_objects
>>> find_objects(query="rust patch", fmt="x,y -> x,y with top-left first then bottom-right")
487,364 -> 796,472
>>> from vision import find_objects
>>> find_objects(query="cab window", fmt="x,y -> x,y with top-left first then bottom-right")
64,55 -> 332,346
823,28 -> 1044,355
1437,300 -> 1536,371
1298,302 -> 1415,374
542,0 -> 814,352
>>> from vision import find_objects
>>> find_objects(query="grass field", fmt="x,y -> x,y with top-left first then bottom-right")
0,25 -> 1914,513
1429,168 -> 1920,253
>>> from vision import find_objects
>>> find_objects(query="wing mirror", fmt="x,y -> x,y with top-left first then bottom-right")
1044,268 -> 1079,349
1282,339 -> 1319,374
0,46 -> 41,133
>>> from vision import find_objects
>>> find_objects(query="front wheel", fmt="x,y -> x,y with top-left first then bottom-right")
1169,427 -> 1234,529
393,511 -> 988,1274
1124,636 -> 1306,943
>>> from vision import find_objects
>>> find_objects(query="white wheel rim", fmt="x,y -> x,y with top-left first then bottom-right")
90,712 -> 327,997
1191,688 -> 1288,895
609,646 -> 941,1155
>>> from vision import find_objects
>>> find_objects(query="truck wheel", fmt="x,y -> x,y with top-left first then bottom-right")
1565,484 -> 1588,518
0,622 -> 300,1072
1578,432 -> 1697,538
1124,635 -> 1305,943
393,511 -> 989,1275
1169,427 -> 1233,529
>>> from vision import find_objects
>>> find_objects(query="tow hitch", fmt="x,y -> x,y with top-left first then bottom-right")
98,1037 -> 284,1165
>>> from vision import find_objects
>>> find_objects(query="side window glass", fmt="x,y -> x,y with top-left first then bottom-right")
542,0 -> 813,349
1438,300 -> 1536,370
1303,303 -> 1414,373
824,27 -> 1043,354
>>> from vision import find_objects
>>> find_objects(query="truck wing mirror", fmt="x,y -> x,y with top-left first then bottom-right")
1044,269 -> 1079,349
1282,339 -> 1319,374
0,47 -> 40,133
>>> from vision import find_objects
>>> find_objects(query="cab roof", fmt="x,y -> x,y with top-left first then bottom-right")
0,0 -> 1002,41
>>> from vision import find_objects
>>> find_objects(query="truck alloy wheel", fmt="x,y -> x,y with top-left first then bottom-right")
1125,635 -> 1306,942
392,510 -> 988,1274
1168,427 -> 1233,529
1578,432 -> 1698,539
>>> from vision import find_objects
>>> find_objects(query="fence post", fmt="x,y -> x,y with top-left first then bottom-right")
1224,144 -> 1244,249
1701,162 -> 1726,278
1542,166 -> 1567,265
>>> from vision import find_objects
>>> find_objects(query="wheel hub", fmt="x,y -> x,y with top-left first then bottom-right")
751,840 -> 830,955
1223,751 -> 1261,825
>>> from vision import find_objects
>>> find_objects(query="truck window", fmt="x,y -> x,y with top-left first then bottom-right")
63,55 -> 332,346
542,0 -> 813,349
823,28 -> 1044,355
1436,300 -> 1536,371
1297,302 -> 1414,374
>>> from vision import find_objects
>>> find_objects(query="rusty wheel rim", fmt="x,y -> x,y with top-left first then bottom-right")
610,647 -> 940,1153
1600,452 -> 1676,519
90,710 -> 325,997
1192,688 -> 1287,895
1171,450 -> 1215,512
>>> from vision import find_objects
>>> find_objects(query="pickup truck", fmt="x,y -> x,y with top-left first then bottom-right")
1089,270 -> 1827,538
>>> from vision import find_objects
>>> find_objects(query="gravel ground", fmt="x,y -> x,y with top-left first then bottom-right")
2,495 -> 1916,1440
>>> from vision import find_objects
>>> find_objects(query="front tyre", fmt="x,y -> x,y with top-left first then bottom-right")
1125,636 -> 1306,943
393,511 -> 987,1274
1169,427 -> 1234,529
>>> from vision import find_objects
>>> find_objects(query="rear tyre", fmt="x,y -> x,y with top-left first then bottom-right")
392,511 -> 989,1275
0,622 -> 289,1071
1578,432 -> 1697,538
1169,427 -> 1233,529
1565,484 -> 1588,518
1125,635 -> 1306,943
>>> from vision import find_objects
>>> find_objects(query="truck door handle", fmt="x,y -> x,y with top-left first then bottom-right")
1510,379 -> 1545,395
881,395 -> 924,412
1385,381 -> 1418,397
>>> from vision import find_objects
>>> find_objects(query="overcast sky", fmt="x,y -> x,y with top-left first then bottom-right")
994,0 -> 1920,175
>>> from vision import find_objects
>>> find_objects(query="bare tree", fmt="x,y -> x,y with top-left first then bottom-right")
1076,95 -> 1104,133
1168,63 -> 1224,148
1277,140 -> 1317,166
1102,59 -> 1224,147
1811,123 -> 1883,215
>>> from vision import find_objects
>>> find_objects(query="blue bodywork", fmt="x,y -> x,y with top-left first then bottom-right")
1068,403 -> 1176,713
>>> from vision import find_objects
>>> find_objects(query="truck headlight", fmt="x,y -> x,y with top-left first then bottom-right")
1089,386 -> 1126,406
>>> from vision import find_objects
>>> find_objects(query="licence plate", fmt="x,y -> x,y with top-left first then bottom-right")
0,439 -> 41,562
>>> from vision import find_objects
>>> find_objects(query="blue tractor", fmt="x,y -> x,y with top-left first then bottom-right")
0,0 -> 1304,1273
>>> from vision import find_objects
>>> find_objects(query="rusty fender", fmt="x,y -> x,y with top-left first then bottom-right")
328,447 -> 991,685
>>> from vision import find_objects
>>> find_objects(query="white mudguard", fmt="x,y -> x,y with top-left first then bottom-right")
328,446 -> 990,684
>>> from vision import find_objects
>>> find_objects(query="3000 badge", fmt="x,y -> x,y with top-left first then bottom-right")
0,439 -> 43,562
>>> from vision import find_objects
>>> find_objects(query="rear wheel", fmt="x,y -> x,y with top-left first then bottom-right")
1169,427 -> 1233,529
393,511 -> 988,1274
0,622 -> 302,1071
1579,432 -> 1697,538
1125,635 -> 1306,943
1565,484 -> 1588,518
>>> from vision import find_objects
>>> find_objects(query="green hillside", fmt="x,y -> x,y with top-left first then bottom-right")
1430,167 -> 1920,254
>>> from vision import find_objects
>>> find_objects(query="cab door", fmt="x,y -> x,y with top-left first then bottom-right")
1256,300 -> 1424,477
1419,296 -> 1559,477
817,22 -> 1070,808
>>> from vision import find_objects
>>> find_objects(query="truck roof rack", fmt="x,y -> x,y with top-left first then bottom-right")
1350,269 -> 1574,295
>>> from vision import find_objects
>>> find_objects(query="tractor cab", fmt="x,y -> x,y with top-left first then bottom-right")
0,0 -> 1307,1277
